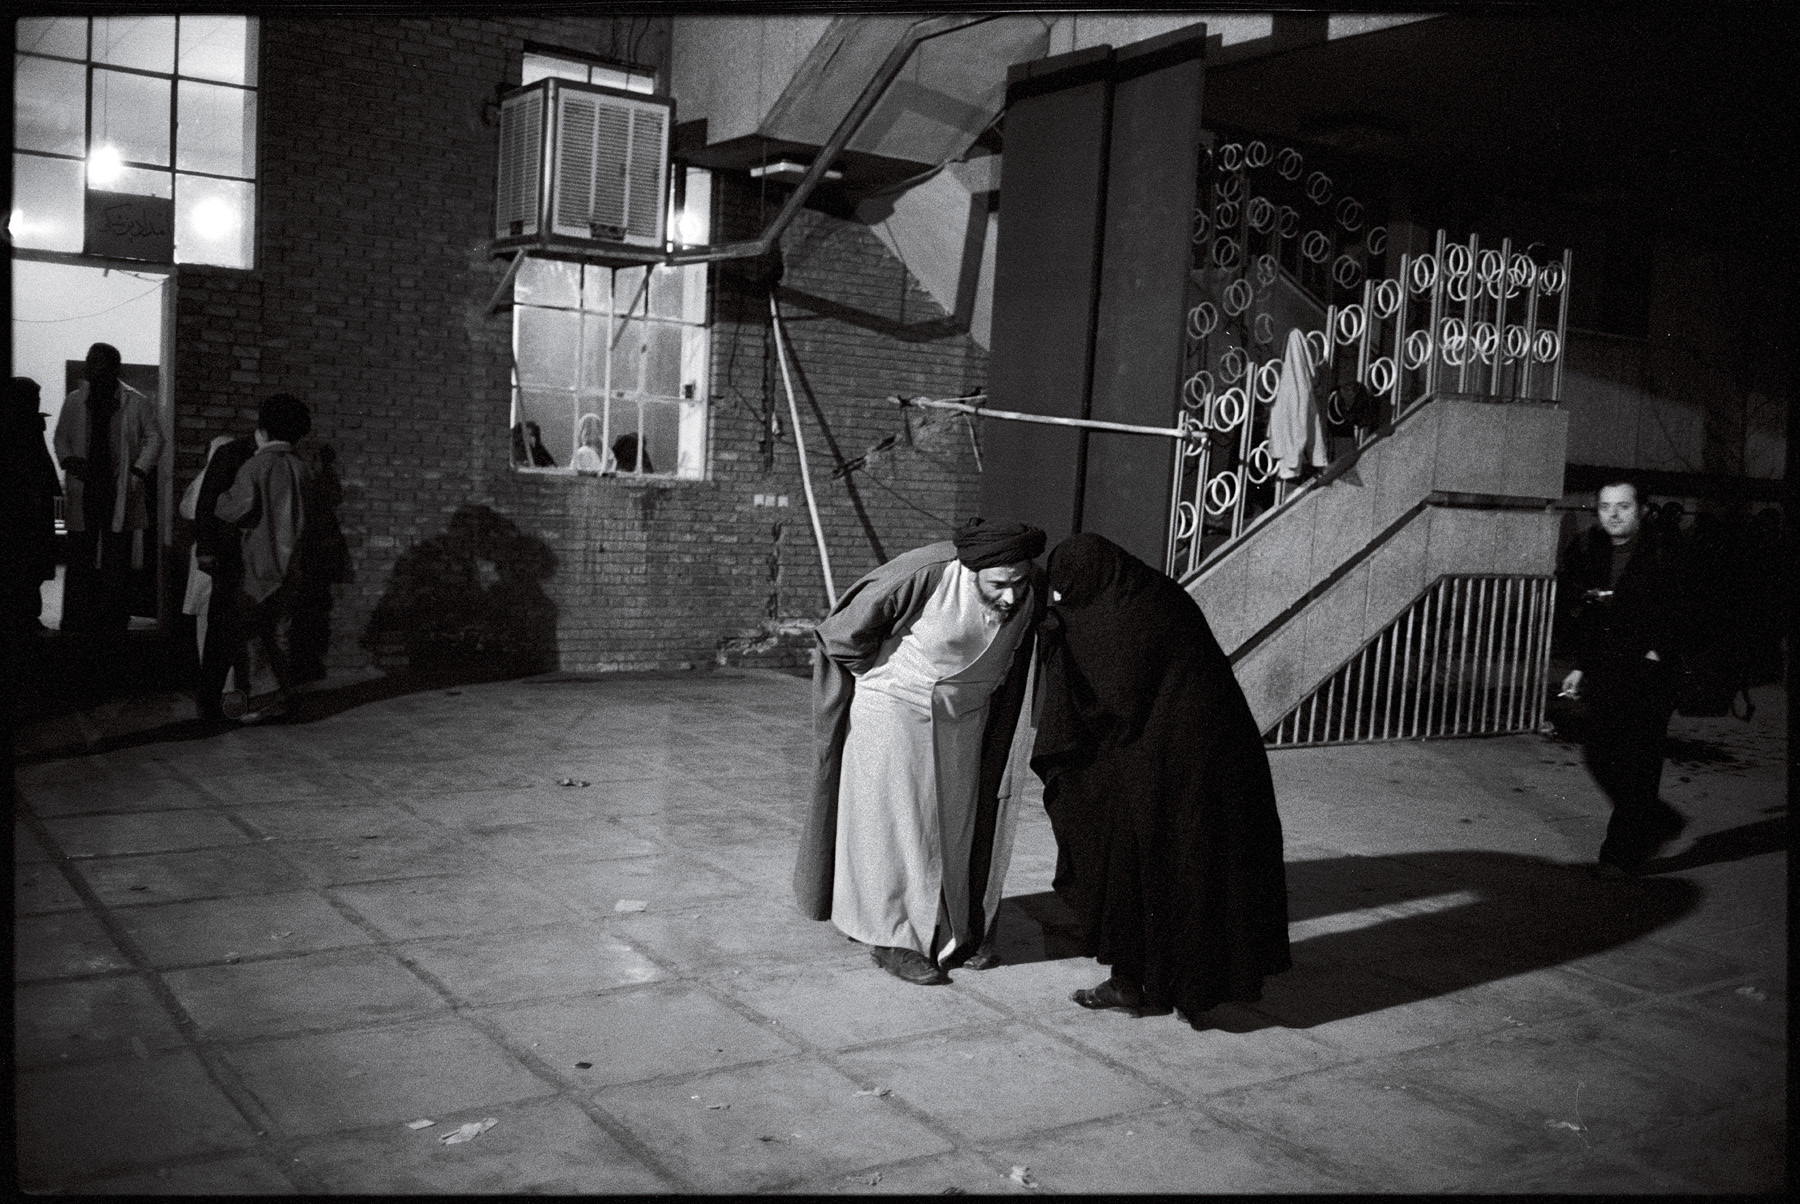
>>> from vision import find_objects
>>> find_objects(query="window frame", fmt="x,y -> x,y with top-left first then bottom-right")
11,15 -> 260,268
506,46 -> 711,485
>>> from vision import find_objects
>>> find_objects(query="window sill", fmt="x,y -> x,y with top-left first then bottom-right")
512,465 -> 711,486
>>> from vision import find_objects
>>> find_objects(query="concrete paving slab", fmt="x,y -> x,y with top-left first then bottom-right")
1199,1059 -> 1543,1192
16,1051 -> 261,1189
41,809 -> 251,858
14,974 -> 189,1068
836,1023 -> 1167,1143
220,1016 -> 557,1138
1035,1003 -> 1353,1098
327,872 -> 574,941
1469,1147 -> 1700,1194
594,1055 -> 954,1192
722,962 -> 1010,1050
68,1152 -> 301,1195
191,767 -> 378,806
786,1148 -> 1033,1195
14,819 -> 57,862
15,862 -> 85,914
517,853 -> 753,918
1379,1009 -> 1713,1147
611,897 -> 864,975
1561,935 -> 1756,994
115,891 -> 374,968
15,909 -> 133,980
951,954 -> 1102,1017
1603,1096 -> 1789,1193
289,1095 -> 672,1193
273,830 -> 497,886
72,843 -> 312,906
477,981 -> 799,1087
474,817 -> 665,867
998,1104 -> 1372,1193
162,946 -> 451,1040
228,798 -> 428,840
402,923 -> 666,1006
22,773 -> 217,816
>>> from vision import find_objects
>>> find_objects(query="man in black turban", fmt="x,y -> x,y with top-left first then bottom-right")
796,518 -> 1046,985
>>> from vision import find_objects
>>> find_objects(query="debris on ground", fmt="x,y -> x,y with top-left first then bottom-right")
406,1119 -> 435,1130
706,1103 -> 730,1110
1008,1165 -> 1038,1188
130,1036 -> 150,1060
1545,1120 -> 1587,1133
845,1171 -> 882,1186
855,1087 -> 891,1097
614,899 -> 647,913
440,1118 -> 498,1144
559,778 -> 591,787
1735,985 -> 1768,1001
575,1061 -> 593,1069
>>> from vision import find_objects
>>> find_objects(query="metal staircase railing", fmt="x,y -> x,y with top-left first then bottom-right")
1265,573 -> 1558,745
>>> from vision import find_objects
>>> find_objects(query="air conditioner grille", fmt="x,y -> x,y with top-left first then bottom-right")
496,90 -> 543,238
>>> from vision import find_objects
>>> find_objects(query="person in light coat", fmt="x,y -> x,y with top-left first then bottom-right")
53,343 -> 163,632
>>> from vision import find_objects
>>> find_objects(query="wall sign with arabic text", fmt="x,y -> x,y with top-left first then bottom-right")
84,191 -> 175,263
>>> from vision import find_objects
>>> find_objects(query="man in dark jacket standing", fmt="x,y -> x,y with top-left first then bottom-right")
1558,479 -> 1689,877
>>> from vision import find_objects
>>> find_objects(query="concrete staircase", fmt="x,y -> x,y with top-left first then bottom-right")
1187,394 -> 1568,733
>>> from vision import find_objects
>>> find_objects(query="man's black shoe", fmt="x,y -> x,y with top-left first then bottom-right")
872,945 -> 948,985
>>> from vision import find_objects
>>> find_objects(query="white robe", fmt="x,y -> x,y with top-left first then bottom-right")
831,562 -> 1031,959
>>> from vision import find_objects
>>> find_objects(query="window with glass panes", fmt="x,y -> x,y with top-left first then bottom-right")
509,49 -> 709,481
12,14 -> 258,267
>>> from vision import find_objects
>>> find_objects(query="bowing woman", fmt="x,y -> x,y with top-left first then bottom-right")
1031,533 -> 1291,1025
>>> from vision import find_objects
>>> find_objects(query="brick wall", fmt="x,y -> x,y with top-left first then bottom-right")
171,15 -> 985,676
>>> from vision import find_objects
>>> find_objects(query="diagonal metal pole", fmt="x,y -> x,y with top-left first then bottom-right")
770,294 -> 838,608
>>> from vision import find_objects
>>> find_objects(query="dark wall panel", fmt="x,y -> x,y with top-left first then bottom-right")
979,61 -> 1111,544
1081,32 -> 1207,568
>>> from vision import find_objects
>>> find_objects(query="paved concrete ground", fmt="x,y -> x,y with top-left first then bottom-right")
11,667 -> 1787,1194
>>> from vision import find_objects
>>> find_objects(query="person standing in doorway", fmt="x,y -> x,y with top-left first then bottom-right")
53,343 -> 163,632
797,518 -> 1045,985
1559,479 -> 1690,877
2,378 -> 63,634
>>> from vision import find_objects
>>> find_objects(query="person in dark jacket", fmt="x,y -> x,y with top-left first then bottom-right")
1030,533 -> 1291,1025
1558,479 -> 1689,876
2,378 -> 63,634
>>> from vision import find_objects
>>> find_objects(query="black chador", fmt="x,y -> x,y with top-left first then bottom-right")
1031,533 -> 1291,1022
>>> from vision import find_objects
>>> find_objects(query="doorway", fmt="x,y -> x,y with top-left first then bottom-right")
11,256 -> 174,630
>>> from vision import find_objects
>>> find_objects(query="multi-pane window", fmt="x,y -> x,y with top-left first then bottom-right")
509,50 -> 710,481
12,14 -> 258,268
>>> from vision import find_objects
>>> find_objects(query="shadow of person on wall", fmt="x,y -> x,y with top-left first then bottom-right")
361,504 -> 558,686
290,442 -> 350,686
989,848 -> 1704,1028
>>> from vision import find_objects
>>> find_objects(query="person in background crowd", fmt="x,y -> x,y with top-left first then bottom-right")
1031,533 -> 1291,1025
612,432 -> 654,474
1558,479 -> 1690,877
53,343 -> 163,633
2,378 -> 62,635
192,424 -> 258,723
569,413 -> 615,474
213,394 -> 312,724
797,518 -> 1045,985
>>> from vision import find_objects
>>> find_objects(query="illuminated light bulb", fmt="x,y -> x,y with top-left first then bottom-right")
676,209 -> 706,246
191,196 -> 239,239
87,145 -> 125,186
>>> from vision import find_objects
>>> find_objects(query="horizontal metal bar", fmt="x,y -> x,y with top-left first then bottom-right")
899,396 -> 1188,440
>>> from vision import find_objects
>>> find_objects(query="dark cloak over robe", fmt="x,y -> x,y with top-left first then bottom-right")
794,541 -> 1042,949
1031,533 -> 1291,1015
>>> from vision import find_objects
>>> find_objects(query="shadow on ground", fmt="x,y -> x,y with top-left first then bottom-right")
992,845 -> 1715,1029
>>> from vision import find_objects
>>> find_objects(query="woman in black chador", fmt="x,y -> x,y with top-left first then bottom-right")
1031,533 -> 1291,1024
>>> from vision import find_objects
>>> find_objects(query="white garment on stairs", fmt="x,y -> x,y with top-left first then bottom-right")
1268,327 -> 1329,480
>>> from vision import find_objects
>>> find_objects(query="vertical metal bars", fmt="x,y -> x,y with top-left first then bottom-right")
1265,575 -> 1557,746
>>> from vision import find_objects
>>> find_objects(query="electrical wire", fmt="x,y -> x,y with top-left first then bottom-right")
13,279 -> 165,322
